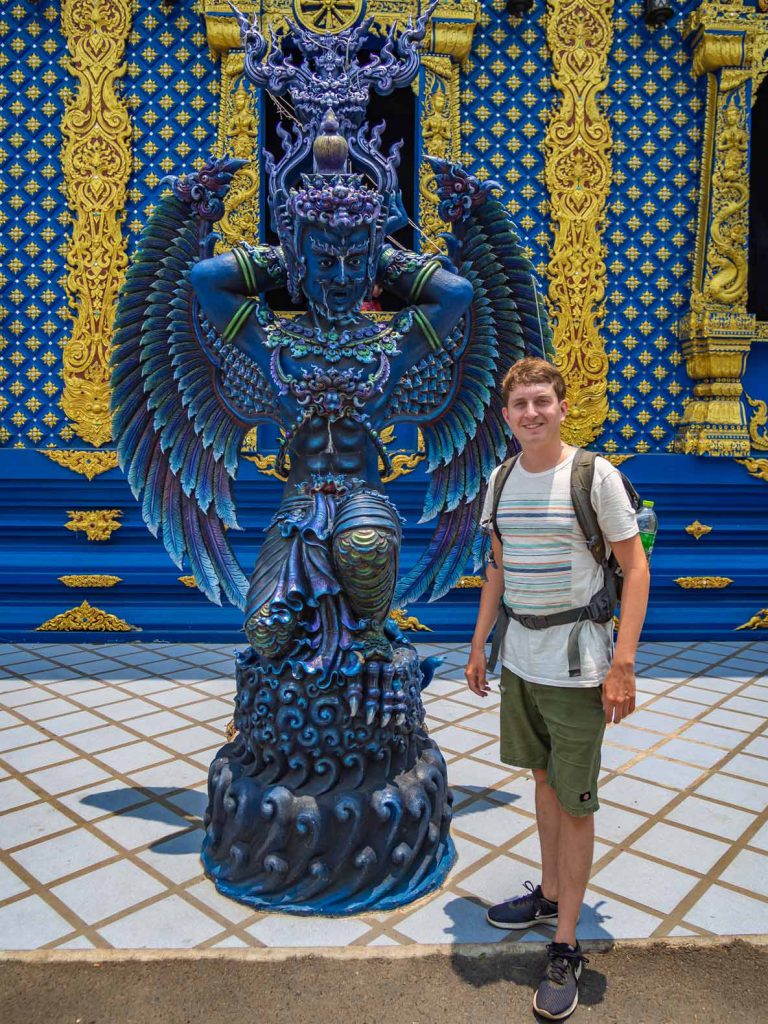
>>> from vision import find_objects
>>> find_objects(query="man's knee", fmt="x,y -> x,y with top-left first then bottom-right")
532,768 -> 550,786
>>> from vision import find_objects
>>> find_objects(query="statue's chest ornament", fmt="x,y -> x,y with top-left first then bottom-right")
270,349 -> 393,476
261,307 -> 413,365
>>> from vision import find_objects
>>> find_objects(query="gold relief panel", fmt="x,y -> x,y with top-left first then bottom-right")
684,520 -> 713,541
418,56 -> 461,255
37,600 -> 139,633
65,509 -> 123,542
736,457 -> 768,481
675,576 -> 733,589
389,608 -> 431,632
544,0 -> 614,448
39,449 -> 119,481
216,53 -> 261,249
59,575 -> 122,587
736,608 -> 768,630
745,394 -> 768,450
60,0 -> 134,448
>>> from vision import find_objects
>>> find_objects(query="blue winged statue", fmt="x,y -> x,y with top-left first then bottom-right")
111,8 -> 553,915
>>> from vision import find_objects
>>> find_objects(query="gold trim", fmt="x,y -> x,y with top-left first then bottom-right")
390,608 -> 432,632
216,55 -> 261,248
544,0 -> 613,447
745,394 -> 768,450
293,0 -> 364,34
179,575 -> 199,589
675,576 -> 733,589
418,55 -> 460,254
735,457 -> 768,481
685,520 -> 713,541
454,575 -> 483,589
601,454 -> 635,467
60,0 -> 134,446
59,575 -> 122,588
736,608 -> 768,630
39,449 -> 119,481
37,600 -> 139,632
65,509 -> 123,542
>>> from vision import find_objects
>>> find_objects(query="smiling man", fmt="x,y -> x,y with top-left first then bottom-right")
465,357 -> 650,1021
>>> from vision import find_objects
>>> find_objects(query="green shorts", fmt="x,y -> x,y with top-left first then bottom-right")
499,667 -> 606,817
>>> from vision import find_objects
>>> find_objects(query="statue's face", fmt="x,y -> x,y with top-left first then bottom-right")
299,225 -> 373,318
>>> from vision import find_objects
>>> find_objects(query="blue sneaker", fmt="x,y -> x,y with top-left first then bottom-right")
486,880 -> 558,930
533,942 -> 588,1020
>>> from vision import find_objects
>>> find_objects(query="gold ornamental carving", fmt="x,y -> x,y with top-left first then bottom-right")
65,509 -> 123,542
293,0 -> 364,34
685,520 -> 713,541
745,394 -> 768,450
60,0 -> 134,447
601,454 -> 634,467
39,449 -> 119,481
216,57 -> 261,248
390,608 -> 431,632
59,575 -> 122,588
736,608 -> 768,630
418,56 -> 460,254
544,0 -> 614,447
736,457 -> 768,481
37,600 -> 139,632
179,575 -> 200,588
675,576 -> 733,589
454,575 -> 483,589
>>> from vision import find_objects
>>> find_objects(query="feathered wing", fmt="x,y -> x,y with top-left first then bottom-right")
390,160 -> 554,605
111,158 -> 282,609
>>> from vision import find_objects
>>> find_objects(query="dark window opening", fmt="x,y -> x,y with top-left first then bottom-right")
748,78 -> 768,320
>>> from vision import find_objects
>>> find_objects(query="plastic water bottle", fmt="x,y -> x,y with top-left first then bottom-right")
637,500 -> 658,561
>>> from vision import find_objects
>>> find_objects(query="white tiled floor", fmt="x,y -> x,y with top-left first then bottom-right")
0,639 -> 766,950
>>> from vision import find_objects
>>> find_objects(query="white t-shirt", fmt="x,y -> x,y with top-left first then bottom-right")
480,449 -> 639,688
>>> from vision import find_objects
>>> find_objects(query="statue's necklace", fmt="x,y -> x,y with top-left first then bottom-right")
260,308 -> 414,364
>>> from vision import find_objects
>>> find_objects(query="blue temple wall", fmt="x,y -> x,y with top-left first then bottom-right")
0,0 -> 766,644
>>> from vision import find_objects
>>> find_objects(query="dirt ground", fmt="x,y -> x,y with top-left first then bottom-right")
1,939 -> 765,1024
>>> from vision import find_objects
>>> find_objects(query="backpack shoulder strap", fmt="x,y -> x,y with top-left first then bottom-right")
570,449 -> 604,565
491,453 -> 521,542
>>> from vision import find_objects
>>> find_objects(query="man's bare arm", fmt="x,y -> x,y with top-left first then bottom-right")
602,533 -> 650,724
465,531 -> 505,697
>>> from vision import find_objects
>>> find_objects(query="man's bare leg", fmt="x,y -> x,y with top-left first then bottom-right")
554,808 -> 594,947
533,768 -> 560,903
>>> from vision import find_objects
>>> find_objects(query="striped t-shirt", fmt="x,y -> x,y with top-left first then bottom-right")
480,449 -> 638,687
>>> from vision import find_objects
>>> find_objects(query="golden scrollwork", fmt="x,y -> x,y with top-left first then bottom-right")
39,449 -> 119,481
65,509 -> 123,542
226,718 -> 239,741
454,575 -> 483,588
59,575 -> 122,587
216,57 -> 261,249
418,56 -> 460,254
685,520 -> 713,541
736,608 -> 768,630
37,600 -> 139,632
745,394 -> 768,450
675,576 -> 733,589
735,457 -> 768,481
179,575 -> 199,588
544,0 -> 613,448
601,454 -> 634,467
60,0 -> 134,447
294,0 -> 364,34
390,608 -> 431,632
704,92 -> 749,308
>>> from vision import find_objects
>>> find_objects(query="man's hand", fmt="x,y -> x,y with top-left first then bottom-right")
602,661 -> 636,724
465,647 -> 491,698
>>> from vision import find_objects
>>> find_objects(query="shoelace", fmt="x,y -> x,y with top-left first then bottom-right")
545,944 -> 589,986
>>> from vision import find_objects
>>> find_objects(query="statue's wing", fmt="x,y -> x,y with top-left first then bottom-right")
111,158 -> 282,609
390,159 -> 554,605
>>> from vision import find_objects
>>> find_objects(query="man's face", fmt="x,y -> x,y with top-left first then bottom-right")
502,382 -> 567,447
300,225 -> 372,317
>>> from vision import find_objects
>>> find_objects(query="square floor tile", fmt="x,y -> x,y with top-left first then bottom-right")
246,912 -> 370,947
593,805 -> 648,844
665,795 -> 756,841
28,760 -> 110,796
0,803 -> 76,850
58,781 -> 151,822
456,854 -> 541,906
624,756 -> 704,791
128,760 -> 207,794
718,849 -> 768,898
52,860 -> 166,925
591,851 -> 698,914
92,803 -> 192,850
119,679 -> 177,697
744,736 -> 768,759
577,890 -> 664,940
185,879 -> 256,924
604,725 -> 661,752
748,821 -> 768,852
392,891 -> 505,945
450,835 -> 494,878
178,699 -> 231,722
722,695 -> 768,717
630,822 -> 729,874
0,740 -> 75,773
683,722 -> 748,750
0,894 -> 74,949
721,753 -> 768,785
136,830 -> 205,884
599,776 -> 676,816
97,893 -> 223,948
73,688 -> 134,709
101,698 -> 159,722
0,725 -> 46,752
627,710 -> 688,735
694,773 -> 768,813
0,860 -> 28,900
645,697 -> 704,721
11,828 -> 117,884
600,745 -> 638,772
704,709 -> 765,732
122,711 -> 191,737
654,739 -> 724,769
22,698 -> 79,722
429,724 -> 490,755
42,711 -> 106,737
95,742 -> 173,773
452,799 -> 532,846
0,777 -> 39,811
684,884 -> 768,935
69,725 -> 137,754
157,727 -> 222,756
447,759 -> 512,791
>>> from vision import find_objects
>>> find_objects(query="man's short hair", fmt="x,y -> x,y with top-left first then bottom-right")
502,358 -> 566,403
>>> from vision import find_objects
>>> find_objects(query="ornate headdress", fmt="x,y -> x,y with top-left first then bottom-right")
230,2 -> 437,301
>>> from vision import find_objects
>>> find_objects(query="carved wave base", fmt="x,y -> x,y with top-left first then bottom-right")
201,645 -> 456,916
